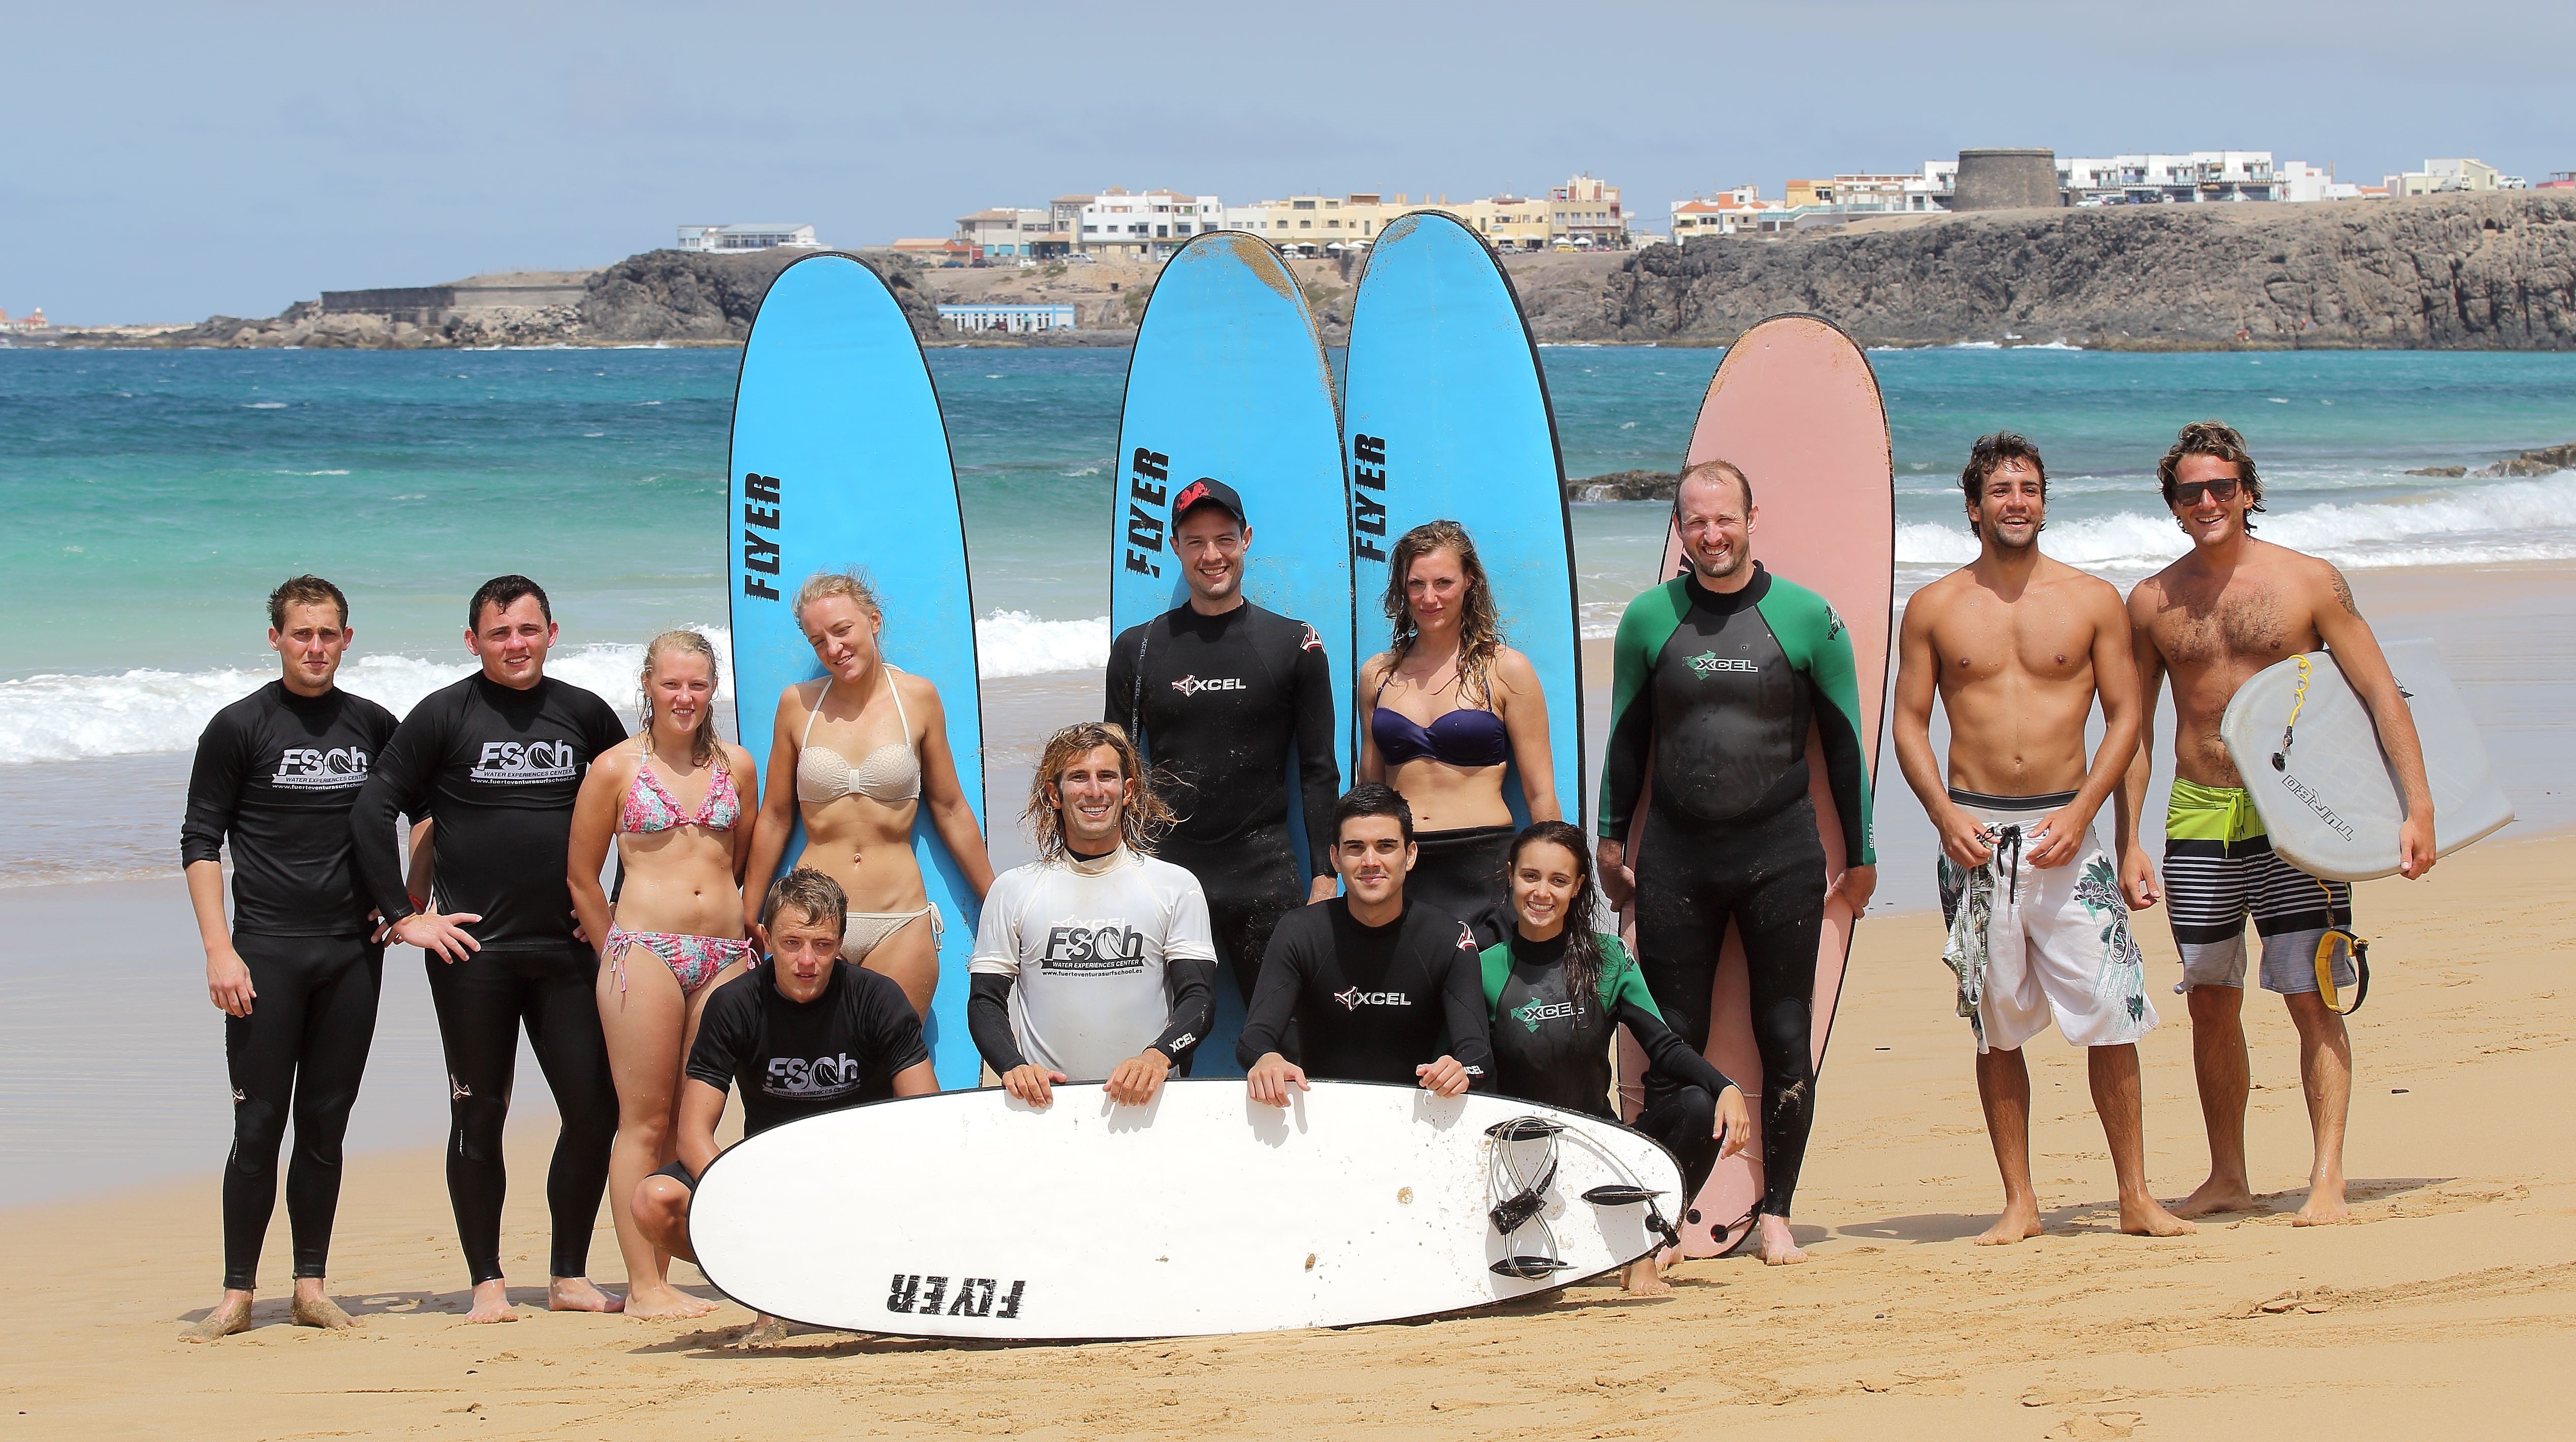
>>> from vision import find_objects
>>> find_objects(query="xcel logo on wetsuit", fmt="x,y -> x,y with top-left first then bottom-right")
1687,650 -> 1758,676
1333,986 -> 1410,1010
1169,674 -> 1247,697
1509,998 -> 1580,1032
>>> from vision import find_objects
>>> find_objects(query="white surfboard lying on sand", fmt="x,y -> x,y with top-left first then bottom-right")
2219,639 -> 2513,883
688,1078 -> 1683,1340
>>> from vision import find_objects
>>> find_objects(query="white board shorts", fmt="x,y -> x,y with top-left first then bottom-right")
1937,789 -> 2158,1054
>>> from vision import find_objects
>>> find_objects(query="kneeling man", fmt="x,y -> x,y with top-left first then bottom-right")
968,722 -> 1219,1107
1239,784 -> 1494,1104
632,869 -> 936,1289
1894,432 -> 2189,1242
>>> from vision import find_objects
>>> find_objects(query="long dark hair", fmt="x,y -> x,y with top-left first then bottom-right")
1507,821 -> 1608,1006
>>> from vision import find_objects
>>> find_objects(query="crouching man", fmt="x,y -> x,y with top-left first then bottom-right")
632,868 -> 937,1340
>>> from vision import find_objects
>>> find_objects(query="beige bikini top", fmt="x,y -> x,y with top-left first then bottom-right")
795,669 -> 923,805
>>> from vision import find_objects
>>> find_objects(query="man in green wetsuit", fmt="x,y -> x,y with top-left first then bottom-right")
1597,458 -> 1876,1267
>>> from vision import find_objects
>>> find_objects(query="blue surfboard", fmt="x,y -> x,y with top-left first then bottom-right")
1109,232 -> 1352,1077
1341,210 -> 1585,824
728,253 -> 987,1088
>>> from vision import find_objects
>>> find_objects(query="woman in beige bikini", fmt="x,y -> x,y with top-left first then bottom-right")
744,570 -> 994,1016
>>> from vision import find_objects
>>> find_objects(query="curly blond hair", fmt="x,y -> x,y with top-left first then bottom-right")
1022,722 -> 1174,862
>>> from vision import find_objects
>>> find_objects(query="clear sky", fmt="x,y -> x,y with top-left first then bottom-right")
7,0 -> 2569,323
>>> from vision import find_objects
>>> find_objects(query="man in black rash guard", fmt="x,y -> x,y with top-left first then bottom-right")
1106,476 -> 1338,1008
633,869 -> 935,1346
1597,460 -> 1878,1268
350,575 -> 631,1323
179,576 -> 398,1341
1239,785 -> 1493,1102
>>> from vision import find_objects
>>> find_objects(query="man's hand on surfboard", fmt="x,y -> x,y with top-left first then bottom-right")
1246,1053 -> 1310,1108
1002,1064 -> 1069,1108
2399,811 -> 2438,880
1414,1056 -> 1472,1099
1104,1050 -> 1172,1107
1828,864 -> 1878,918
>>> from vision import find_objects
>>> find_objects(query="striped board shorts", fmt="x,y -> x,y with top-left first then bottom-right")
2161,778 -> 2355,996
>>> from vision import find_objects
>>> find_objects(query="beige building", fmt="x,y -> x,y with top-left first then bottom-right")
1670,184 -> 1778,238
1453,194 -> 1553,251
1222,193 -> 1401,255
1548,173 -> 1626,247
2386,158 -> 2506,196
954,207 -> 1052,259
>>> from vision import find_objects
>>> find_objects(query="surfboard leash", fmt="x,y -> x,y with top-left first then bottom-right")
1486,1116 -> 1680,1279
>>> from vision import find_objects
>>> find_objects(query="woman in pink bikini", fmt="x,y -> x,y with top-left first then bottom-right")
744,570 -> 994,1018
568,629 -> 759,1320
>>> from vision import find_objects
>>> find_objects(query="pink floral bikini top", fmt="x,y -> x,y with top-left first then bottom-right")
617,748 -> 742,834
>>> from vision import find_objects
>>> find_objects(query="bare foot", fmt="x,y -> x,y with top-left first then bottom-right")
736,1314 -> 792,1348
463,1279 -> 520,1324
181,1292 -> 254,1342
1755,1214 -> 1808,1267
1620,1248 -> 1675,1296
548,1277 -> 623,1313
2172,1175 -> 2257,1219
1974,1201 -> 2045,1246
290,1287 -> 360,1330
622,1284 -> 718,1321
2292,1177 -> 2350,1226
2119,1195 -> 2197,1237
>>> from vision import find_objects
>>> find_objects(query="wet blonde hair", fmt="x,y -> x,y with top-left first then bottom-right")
792,569 -> 886,630
1022,722 -> 1174,862
1381,519 -> 1502,705
639,629 -> 722,765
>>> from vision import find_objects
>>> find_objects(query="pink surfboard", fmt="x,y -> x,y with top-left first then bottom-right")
1615,315 -> 1893,1257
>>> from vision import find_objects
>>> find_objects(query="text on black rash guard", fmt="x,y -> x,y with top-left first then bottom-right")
1236,899 -> 1495,1087
1479,930 -> 1734,1118
350,673 -> 629,953
1105,602 -> 1339,874
182,680 -> 399,938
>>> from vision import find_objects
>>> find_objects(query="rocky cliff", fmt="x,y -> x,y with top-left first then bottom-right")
1568,192 -> 2576,350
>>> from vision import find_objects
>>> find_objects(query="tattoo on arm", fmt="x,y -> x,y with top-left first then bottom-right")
2329,567 -> 2360,617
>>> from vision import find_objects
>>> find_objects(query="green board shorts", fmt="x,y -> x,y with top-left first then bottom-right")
2160,778 -> 2355,996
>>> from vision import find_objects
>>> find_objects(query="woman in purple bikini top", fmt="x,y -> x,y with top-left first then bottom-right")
1357,522 -> 1560,944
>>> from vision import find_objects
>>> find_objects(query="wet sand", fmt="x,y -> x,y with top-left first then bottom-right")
7,825 -> 2573,1437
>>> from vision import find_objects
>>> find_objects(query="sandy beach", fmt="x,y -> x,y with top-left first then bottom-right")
8,816 -> 2570,1438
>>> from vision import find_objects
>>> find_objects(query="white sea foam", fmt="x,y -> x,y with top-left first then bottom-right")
0,609 -> 1120,767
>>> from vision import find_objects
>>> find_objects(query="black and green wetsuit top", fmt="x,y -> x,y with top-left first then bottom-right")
1598,562 -> 1874,865
1478,930 -> 1734,1117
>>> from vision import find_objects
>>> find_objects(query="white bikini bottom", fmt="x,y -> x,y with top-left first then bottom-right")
839,903 -> 941,963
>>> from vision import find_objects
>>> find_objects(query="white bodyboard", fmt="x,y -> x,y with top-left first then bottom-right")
2219,640 -> 2513,882
689,1078 -> 1681,1339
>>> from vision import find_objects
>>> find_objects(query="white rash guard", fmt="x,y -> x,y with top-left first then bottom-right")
967,847 -> 1218,1081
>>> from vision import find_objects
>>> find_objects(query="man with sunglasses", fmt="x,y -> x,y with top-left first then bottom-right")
2114,421 -> 2436,1228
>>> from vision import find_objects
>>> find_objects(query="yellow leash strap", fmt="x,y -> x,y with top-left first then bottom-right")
2270,653 -> 2313,774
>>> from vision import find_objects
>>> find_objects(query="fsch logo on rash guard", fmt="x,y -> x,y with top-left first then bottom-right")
763,1053 -> 867,1098
270,747 -> 370,789
1039,922 -> 1149,974
470,739 -> 578,785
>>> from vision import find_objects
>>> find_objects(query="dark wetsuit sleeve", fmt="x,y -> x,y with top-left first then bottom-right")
180,706 -> 249,870
967,973 -> 1029,1075
1600,581 -> 1687,839
1289,626 -> 1339,876
1104,621 -> 1142,737
1764,585 -> 1876,867
1152,959 -> 1217,1062
1441,939 -> 1496,1090
1236,913 -> 1312,1069
1605,937 -> 1733,1095
351,698 -> 438,922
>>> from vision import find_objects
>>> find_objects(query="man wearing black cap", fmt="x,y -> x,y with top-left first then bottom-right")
1107,477 -> 1339,1014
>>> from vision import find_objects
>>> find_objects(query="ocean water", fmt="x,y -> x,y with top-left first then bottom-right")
5,344 -> 2575,870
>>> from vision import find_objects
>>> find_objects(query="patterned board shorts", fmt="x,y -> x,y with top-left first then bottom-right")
1937,789 -> 2156,1054
2160,778 -> 2355,996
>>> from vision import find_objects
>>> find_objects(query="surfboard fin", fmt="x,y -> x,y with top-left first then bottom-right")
1490,1255 -> 1574,1279
1580,1185 -> 1664,1206
1486,1117 -> 1564,1140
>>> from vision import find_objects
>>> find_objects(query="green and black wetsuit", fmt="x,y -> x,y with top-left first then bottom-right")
1597,562 -> 1873,1221
1481,929 -> 1736,1201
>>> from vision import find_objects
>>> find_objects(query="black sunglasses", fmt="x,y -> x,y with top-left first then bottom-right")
2171,478 -> 2244,505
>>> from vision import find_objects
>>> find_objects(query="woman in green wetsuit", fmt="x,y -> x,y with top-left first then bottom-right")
1481,821 -> 1752,1295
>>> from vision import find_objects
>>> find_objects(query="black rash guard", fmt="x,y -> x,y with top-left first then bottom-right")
686,961 -> 929,1138
1480,930 -> 1733,1118
1598,563 -> 1874,865
349,673 -> 629,954
1236,898 -> 1494,1087
182,681 -> 399,937
1105,601 -> 1338,873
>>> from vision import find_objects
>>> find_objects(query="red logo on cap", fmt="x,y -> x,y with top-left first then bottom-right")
1175,481 -> 1210,512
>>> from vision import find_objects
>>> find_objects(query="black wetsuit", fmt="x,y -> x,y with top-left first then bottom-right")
182,680 -> 397,1292
1235,898 -> 1494,1087
1598,565 -> 1875,1220
1481,930 -> 1736,1200
350,673 -> 629,1284
685,961 -> 928,1139
1106,601 -> 1337,1002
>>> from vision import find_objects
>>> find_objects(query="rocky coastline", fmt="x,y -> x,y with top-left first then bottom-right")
22,192 -> 2576,354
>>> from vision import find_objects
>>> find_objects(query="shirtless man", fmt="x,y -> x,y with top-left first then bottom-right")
1894,434 -> 2189,1243
2115,421 -> 2436,1227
